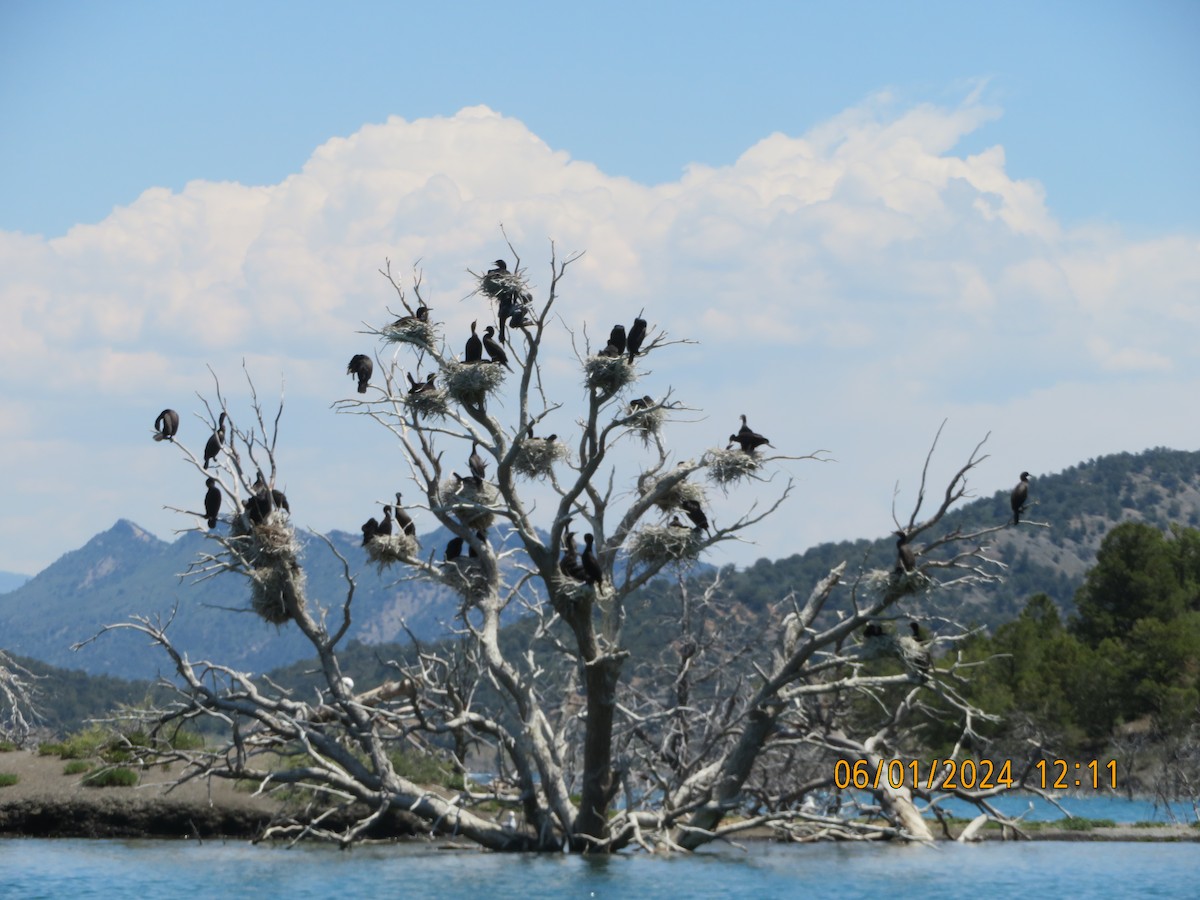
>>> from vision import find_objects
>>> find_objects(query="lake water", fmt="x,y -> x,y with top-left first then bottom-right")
1,837 -> 1196,899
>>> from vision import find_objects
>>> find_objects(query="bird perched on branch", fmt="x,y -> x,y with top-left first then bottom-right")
465,321 -> 483,363
361,515 -> 379,546
907,621 -> 932,674
444,536 -> 465,562
525,424 -> 557,443
248,470 -> 290,523
153,409 -> 179,442
391,305 -> 429,327
581,533 -> 603,586
203,412 -> 227,469
376,504 -> 394,537
406,372 -> 436,395
487,259 -> 508,276
894,530 -> 916,574
728,414 -> 771,455
204,477 -> 221,529
1010,471 -> 1031,525
629,395 -> 655,412
603,324 -> 627,357
680,498 -> 710,533
394,492 -> 416,537
559,519 -> 587,581
468,442 -> 488,482
482,325 -> 511,369
626,317 -> 647,363
347,354 -> 373,394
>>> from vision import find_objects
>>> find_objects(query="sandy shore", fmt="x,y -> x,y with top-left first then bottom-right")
2,747 -> 1196,842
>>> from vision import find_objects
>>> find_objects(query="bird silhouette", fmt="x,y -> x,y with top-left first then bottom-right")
203,412 -> 227,469
607,324 -> 627,357
376,504 -> 394,537
407,372 -> 436,394
465,321 -> 483,363
153,409 -> 179,442
581,534 -> 603,585
680,498 -> 709,533
482,326 -> 511,369
393,492 -> 416,537
361,516 -> 379,546
468,442 -> 488,482
626,317 -> 648,363
1010,472 -> 1031,525
894,530 -> 916,574
728,414 -> 771,455
347,354 -> 373,394
203,477 -> 221,529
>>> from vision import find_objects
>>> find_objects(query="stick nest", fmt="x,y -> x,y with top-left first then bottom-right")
403,388 -> 451,420
703,447 -> 763,487
440,560 -> 491,601
512,438 -> 569,479
480,270 -> 531,301
627,407 -> 665,443
584,355 -> 636,394
381,318 -> 438,349
628,525 -> 703,567
440,478 -> 500,530
445,361 -> 507,406
232,512 -> 306,624
365,533 -> 420,571
639,473 -> 706,513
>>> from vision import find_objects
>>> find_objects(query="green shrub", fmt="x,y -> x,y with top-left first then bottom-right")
37,742 -> 65,757
389,748 -> 463,790
0,740 -> 17,752
1060,817 -> 1115,831
0,772 -> 18,787
82,767 -> 139,788
63,760 -> 93,776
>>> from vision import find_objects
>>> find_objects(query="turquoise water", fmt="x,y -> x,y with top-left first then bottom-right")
0,839 -> 1196,899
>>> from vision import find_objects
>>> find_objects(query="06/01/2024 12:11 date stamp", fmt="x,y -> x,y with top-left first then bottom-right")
833,758 -> 1118,791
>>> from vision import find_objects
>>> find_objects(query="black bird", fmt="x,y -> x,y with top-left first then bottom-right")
728,414 -> 771,455
468,442 -> 488,482
203,412 -> 227,469
1010,472 -> 1031,525
626,317 -> 648,363
444,536 -> 465,561
482,326 -> 511,369
908,621 -> 932,673
465,321 -> 483,363
204,477 -> 221,529
392,305 -> 430,327
559,519 -> 586,581
629,395 -> 655,412
607,324 -> 627,357
407,372 -> 436,395
894,530 -> 916,574
394,492 -> 416,537
376,504 -> 394,537
667,516 -> 691,529
251,470 -> 290,517
347,354 -> 373,394
526,424 -> 558,442
487,259 -> 508,275
361,516 -> 379,546
153,409 -> 179,442
581,534 -> 603,586
863,622 -> 885,639
680,498 -> 710,533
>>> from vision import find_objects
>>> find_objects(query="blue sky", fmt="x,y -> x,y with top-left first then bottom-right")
1,0 -> 1198,576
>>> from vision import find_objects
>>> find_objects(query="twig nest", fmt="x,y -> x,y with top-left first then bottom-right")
445,361 -> 507,406
627,407 -> 665,444
440,560 -> 491,601
381,318 -> 438,349
638,472 -> 706,513
440,478 -> 499,530
550,577 -> 597,605
365,533 -> 420,571
480,270 -> 530,300
628,524 -> 703,566
584,355 -> 636,395
403,388 -> 451,421
512,438 -> 569,479
863,567 -> 933,597
250,561 -> 306,625
703,447 -> 763,487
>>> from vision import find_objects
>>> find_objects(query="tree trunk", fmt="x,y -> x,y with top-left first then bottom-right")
572,655 -> 623,848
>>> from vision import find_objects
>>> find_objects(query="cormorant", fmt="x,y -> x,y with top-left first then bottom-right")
667,516 -> 691,529
203,412 -> 227,469
394,492 -> 416,537
626,317 -> 647,363
347,354 -> 373,394
525,425 -> 557,443
863,622 -> 885,639
407,372 -> 436,394
468,442 -> 488,482
465,321 -> 483,363
728,414 -> 771,455
376,504 -> 394,537
444,536 -> 464,561
1010,472 -> 1031,525
894,530 -> 916,574
153,409 -> 179,442
482,326 -> 511,369
680,498 -> 710,533
488,259 -> 508,275
362,516 -> 379,546
908,622 -> 932,673
204,477 -> 221,529
629,395 -> 655,412
581,533 -> 603,586
250,470 -> 290,519
607,324 -> 627,357
559,520 -> 586,581
392,305 -> 430,327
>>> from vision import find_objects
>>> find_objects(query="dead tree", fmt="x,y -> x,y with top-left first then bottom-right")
0,650 -> 38,746
87,243 -> 1019,851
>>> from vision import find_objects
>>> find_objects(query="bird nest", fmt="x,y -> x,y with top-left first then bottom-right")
512,438 -> 568,479
440,478 -> 499,530
639,473 -> 706,513
230,512 -> 307,624
440,559 -> 491,601
584,355 -> 636,395
628,525 -> 703,567
365,533 -> 420,571
550,576 -> 597,606
445,361 -> 507,406
403,388 -> 451,420
863,567 -> 933,597
703,447 -> 763,487
480,270 -> 530,301
381,318 -> 438,349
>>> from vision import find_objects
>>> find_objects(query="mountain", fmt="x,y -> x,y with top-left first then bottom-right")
0,520 -> 479,679
4,447 -> 1199,682
0,571 -> 30,594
